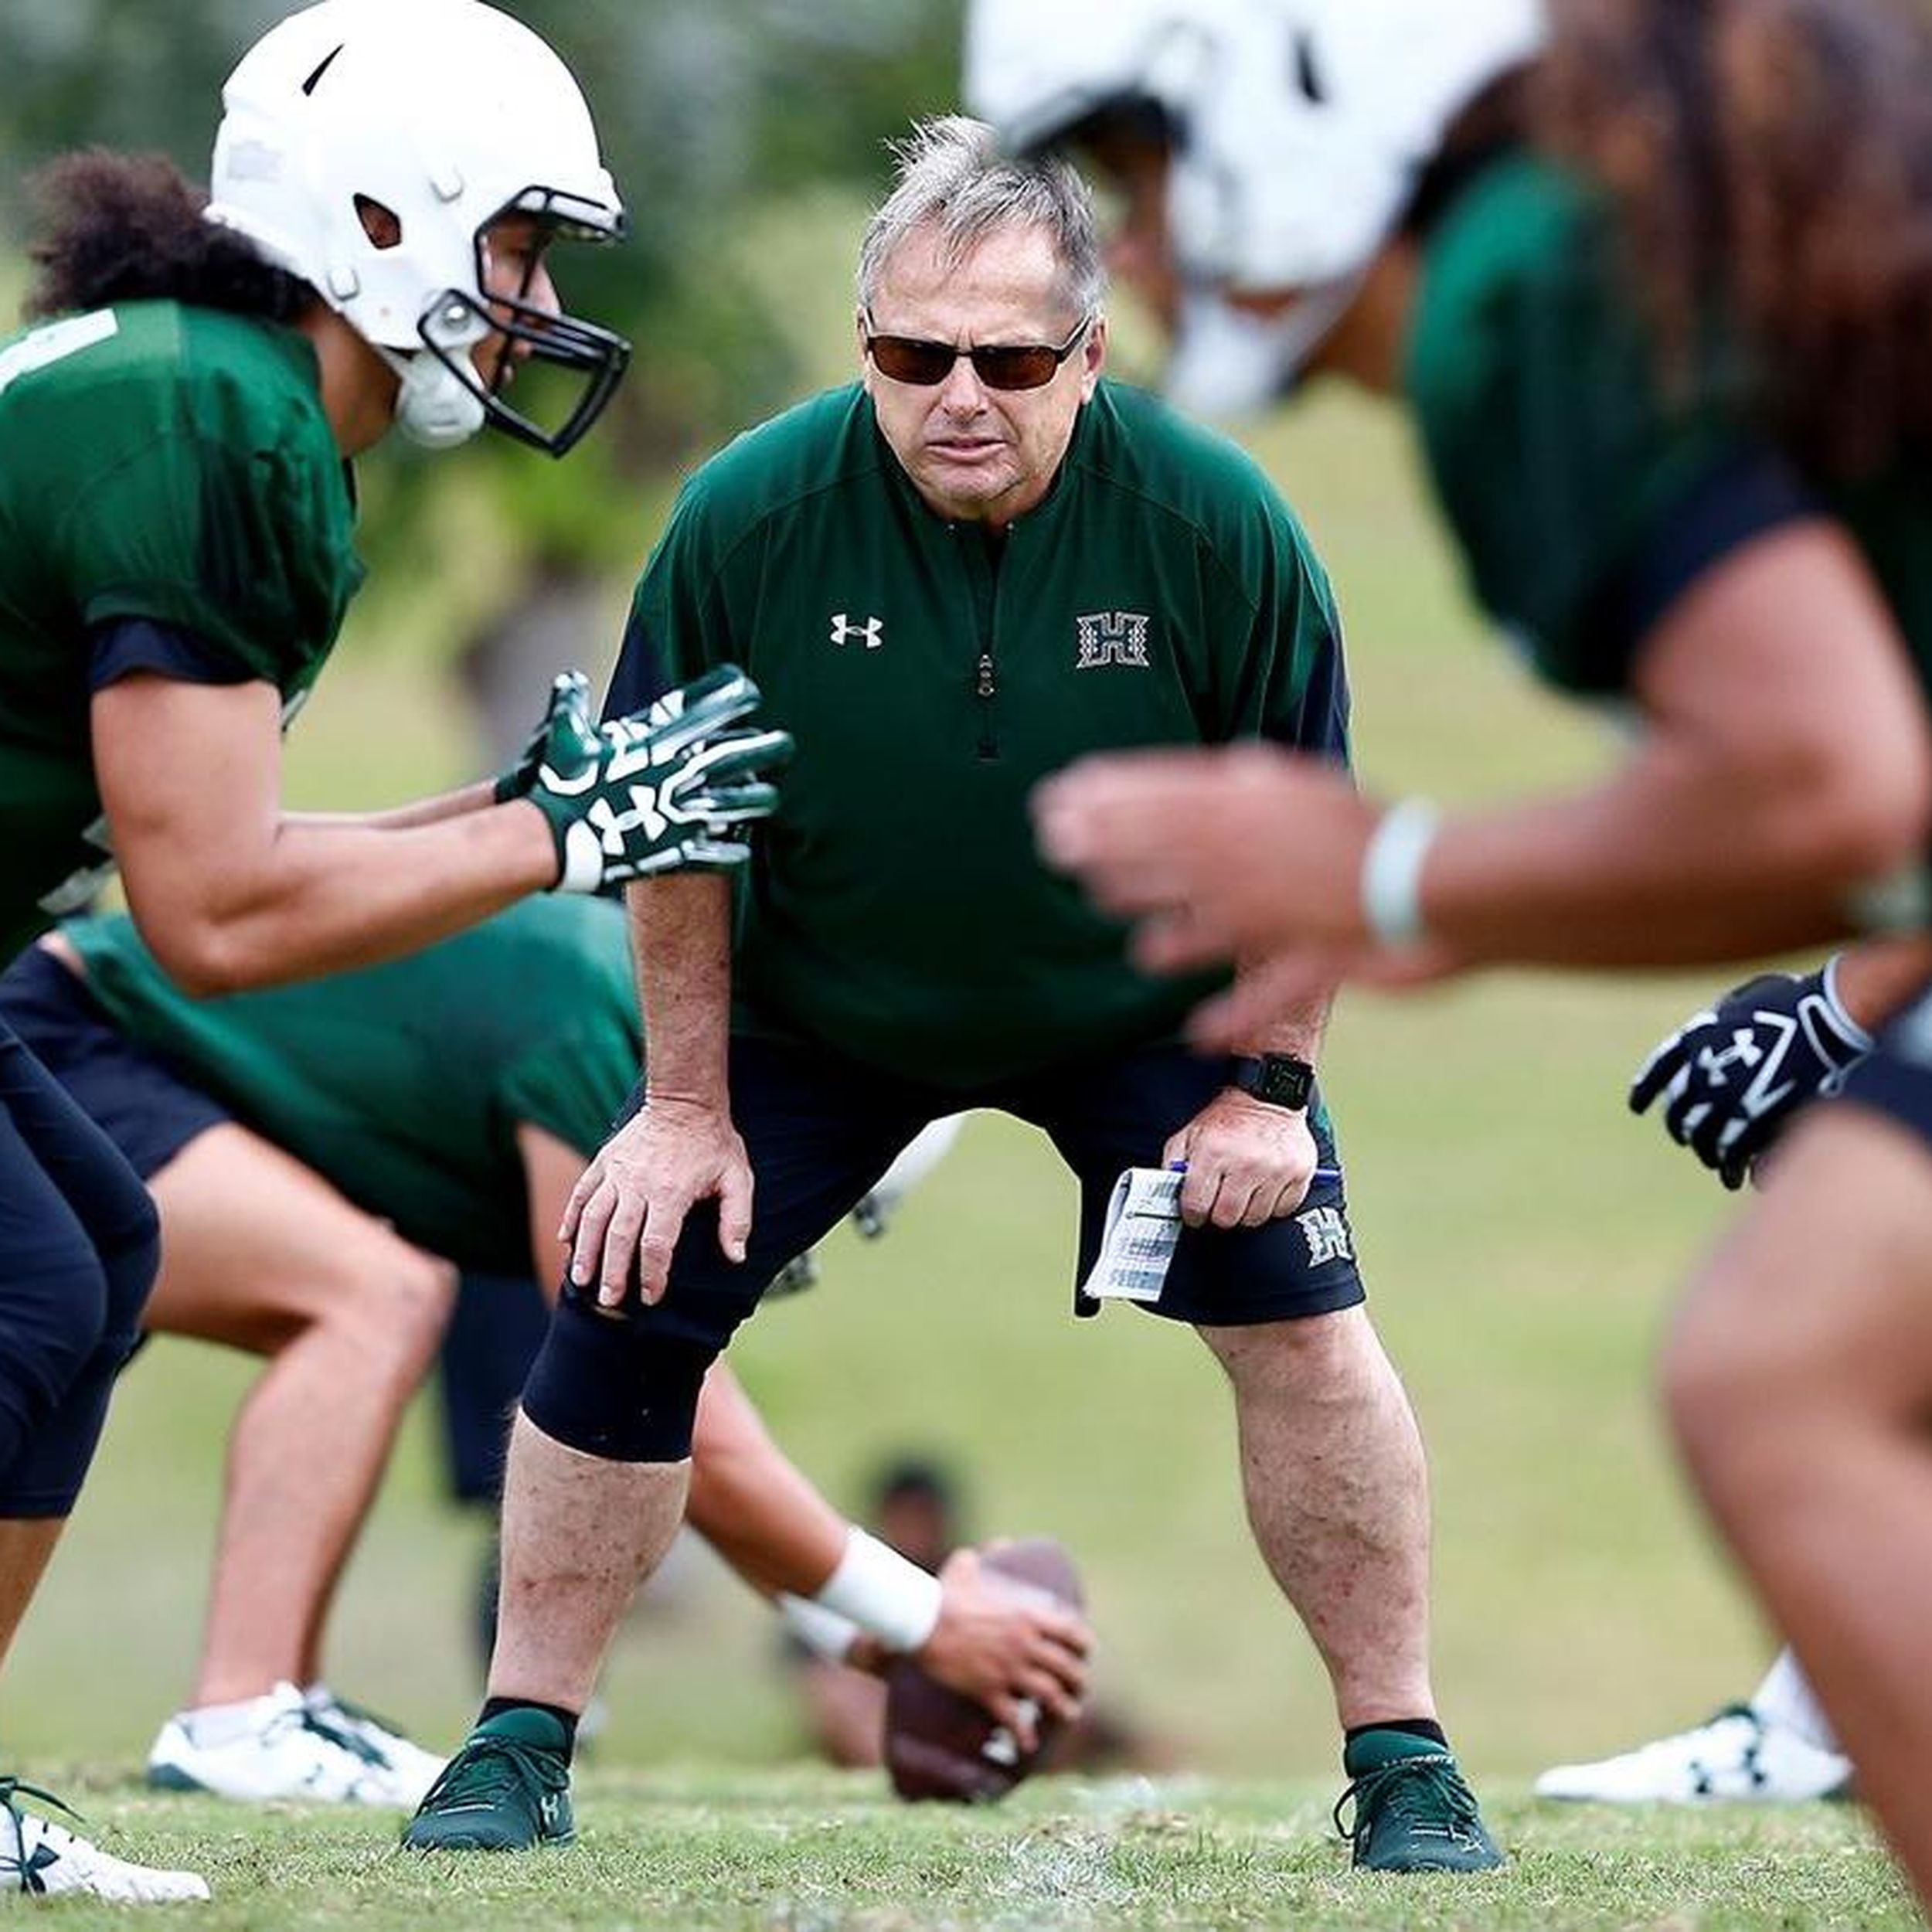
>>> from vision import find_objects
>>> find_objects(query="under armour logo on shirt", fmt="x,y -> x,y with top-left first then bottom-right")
831,613 -> 884,649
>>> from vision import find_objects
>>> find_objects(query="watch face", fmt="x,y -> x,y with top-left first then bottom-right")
1246,1055 -> 1313,1108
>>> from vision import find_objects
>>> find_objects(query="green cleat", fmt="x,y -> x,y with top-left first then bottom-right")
400,1709 -> 574,1853
1335,1730 -> 1505,1873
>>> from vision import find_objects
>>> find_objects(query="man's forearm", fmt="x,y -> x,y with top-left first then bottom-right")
630,873 -> 733,1105
1230,954 -> 1332,1063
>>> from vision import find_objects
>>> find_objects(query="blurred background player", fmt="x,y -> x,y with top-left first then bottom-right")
970,0 -> 1932,1896
0,0 -> 792,1896
0,905 -> 1085,1810
410,115 -> 1500,1877
788,1454 -> 1176,1777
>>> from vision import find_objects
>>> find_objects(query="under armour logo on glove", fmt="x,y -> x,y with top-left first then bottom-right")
1693,1030 -> 1768,1087
530,665 -> 793,893
1629,961 -> 1872,1189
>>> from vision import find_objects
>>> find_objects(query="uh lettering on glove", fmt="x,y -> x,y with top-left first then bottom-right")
527,665 -> 793,893
1628,958 -> 1873,1189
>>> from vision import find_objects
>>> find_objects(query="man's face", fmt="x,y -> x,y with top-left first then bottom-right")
860,221 -> 1106,527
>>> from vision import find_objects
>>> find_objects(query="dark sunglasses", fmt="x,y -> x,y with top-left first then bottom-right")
862,312 -> 1094,392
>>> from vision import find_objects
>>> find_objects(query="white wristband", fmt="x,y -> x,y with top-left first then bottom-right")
1819,954 -> 1875,1053
800,1526 -> 943,1656
777,1594 -> 863,1664
1359,798 -> 1440,949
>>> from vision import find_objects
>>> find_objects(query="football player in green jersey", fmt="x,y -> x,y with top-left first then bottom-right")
971,0 -> 1932,1900
0,906 -> 1083,1811
0,0 -> 789,1898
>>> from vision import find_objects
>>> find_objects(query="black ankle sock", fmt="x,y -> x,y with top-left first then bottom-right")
478,1696 -> 579,1758
1346,1717 -> 1448,1752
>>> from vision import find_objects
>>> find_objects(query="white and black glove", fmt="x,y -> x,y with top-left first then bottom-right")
493,671 -> 594,804
1628,959 -> 1872,1189
530,665 -> 792,893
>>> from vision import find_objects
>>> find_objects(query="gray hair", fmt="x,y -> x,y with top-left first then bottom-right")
856,114 -> 1105,322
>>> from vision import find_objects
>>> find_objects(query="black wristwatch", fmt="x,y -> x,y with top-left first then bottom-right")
1231,1053 -> 1315,1111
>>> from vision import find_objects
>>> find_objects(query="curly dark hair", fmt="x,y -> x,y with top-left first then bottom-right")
25,149 -> 314,325
1536,0 -> 1932,478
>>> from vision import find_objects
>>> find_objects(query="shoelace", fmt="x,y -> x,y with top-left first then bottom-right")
300,1702 -> 392,1769
418,1736 -> 566,1815
0,1777 -> 83,1895
1332,1752 -> 1483,1848
309,1691 -> 411,1759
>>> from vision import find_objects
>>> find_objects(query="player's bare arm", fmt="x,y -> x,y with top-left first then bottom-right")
1040,522 -> 1932,987
562,872 -> 750,1304
96,675 -> 556,995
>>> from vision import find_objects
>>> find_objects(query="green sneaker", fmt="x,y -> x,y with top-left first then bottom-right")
1335,1730 -> 1504,1873
400,1709 -> 574,1852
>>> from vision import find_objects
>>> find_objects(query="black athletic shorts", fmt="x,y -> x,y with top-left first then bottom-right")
0,944 -> 229,1182
604,1032 -> 1365,1356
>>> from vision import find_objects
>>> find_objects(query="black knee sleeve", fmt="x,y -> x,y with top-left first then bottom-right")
99,1199 -> 162,1363
521,1291 -> 719,1463
0,1206 -> 157,1517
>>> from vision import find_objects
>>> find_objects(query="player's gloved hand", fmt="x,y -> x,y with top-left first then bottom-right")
1628,958 -> 1872,1189
530,665 -> 793,893
492,670 -> 594,804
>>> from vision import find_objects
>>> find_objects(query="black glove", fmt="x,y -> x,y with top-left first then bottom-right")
1628,961 -> 1872,1189
493,671 -> 594,804
529,665 -> 792,893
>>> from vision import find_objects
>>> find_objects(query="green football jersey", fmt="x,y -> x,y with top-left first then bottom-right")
0,301 -> 364,963
1408,155 -> 1932,699
608,379 -> 1349,1089
66,897 -> 639,1277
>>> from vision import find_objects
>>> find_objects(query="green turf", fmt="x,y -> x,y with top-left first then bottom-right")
4,1769 -> 1911,1929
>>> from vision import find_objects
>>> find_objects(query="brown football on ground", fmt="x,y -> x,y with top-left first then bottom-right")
883,1536 -> 1085,1803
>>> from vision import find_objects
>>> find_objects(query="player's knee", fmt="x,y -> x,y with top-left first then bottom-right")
1660,1291 -> 1815,1509
0,1251 -> 114,1467
97,1199 -> 162,1363
522,1291 -> 719,1462
383,1247 -> 458,1358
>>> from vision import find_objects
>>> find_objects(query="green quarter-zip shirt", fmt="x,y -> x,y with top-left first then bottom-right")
607,379 -> 1349,1090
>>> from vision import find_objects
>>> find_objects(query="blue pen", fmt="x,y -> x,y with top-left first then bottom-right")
1168,1160 -> 1343,1185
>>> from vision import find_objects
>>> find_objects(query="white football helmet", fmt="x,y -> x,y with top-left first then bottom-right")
968,0 -> 1545,400
206,0 -> 629,455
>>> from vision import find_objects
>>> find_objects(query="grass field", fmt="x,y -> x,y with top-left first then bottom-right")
3,199 -> 1885,1922
12,1771 -> 1914,1930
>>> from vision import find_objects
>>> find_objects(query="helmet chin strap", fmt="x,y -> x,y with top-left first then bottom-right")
370,294 -> 493,451
373,342 -> 488,451
1163,274 -> 1364,420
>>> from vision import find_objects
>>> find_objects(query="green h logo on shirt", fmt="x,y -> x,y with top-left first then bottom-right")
1076,611 -> 1151,669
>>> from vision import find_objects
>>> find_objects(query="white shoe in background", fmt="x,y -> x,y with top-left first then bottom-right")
1535,1704 -> 1854,1804
146,1681 -> 398,1805
301,1685 -> 445,1808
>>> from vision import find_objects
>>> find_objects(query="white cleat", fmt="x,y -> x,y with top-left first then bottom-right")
0,1782 -> 209,1903
1535,1704 -> 1854,1804
147,1680 -> 404,1806
301,1687 -> 445,1809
